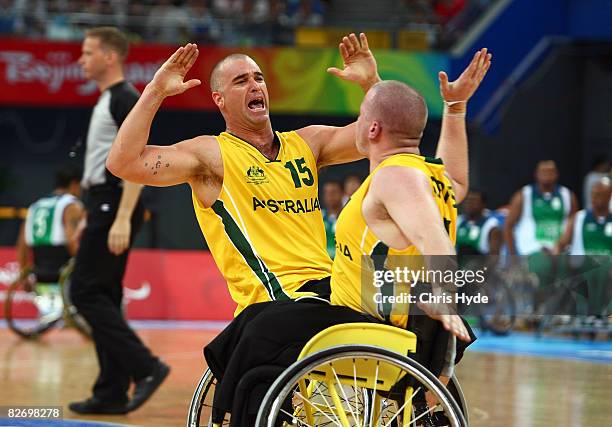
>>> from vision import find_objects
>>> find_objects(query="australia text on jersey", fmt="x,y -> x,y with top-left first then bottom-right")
252,196 -> 321,214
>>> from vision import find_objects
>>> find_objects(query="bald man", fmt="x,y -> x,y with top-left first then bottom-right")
107,37 -> 489,315
555,178 -> 611,256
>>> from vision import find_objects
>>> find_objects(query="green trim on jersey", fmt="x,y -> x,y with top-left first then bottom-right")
531,186 -> 566,247
582,211 -> 612,255
211,200 -> 289,301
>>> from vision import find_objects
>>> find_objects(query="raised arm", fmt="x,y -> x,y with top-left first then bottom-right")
435,48 -> 492,203
372,167 -> 470,341
298,33 -> 381,168
106,44 -> 212,187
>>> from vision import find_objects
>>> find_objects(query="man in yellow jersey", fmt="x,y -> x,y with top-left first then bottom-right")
107,36 -> 488,316
205,57 -> 491,425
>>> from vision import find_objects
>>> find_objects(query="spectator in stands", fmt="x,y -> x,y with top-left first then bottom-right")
504,160 -> 578,290
21,0 -> 47,37
583,154 -> 610,210
456,189 -> 502,257
434,0 -> 467,25
46,0 -> 80,40
212,0 -> 244,18
342,174 -> 362,204
211,0 -> 245,45
124,0 -> 147,42
146,0 -> 191,44
186,0 -> 219,44
504,160 -> 578,257
554,177 -> 611,330
399,0 -> 436,25
0,0 -> 18,34
282,0 -> 325,27
556,177 -> 612,256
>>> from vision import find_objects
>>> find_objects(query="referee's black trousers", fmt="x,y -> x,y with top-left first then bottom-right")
70,187 -> 157,403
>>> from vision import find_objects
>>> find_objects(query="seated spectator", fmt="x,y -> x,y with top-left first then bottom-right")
46,0 -> 81,40
212,0 -> 244,18
146,0 -> 191,44
0,0 -> 17,34
186,0 -> 219,44
342,174 -> 362,205
434,0 -> 467,25
282,0 -> 325,27
583,155 -> 610,210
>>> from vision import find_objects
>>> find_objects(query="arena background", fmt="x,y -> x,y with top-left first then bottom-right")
0,1 -> 611,426
2,0 -> 611,320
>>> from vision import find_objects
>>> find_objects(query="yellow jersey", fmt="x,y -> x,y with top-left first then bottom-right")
330,154 -> 457,328
193,131 -> 332,315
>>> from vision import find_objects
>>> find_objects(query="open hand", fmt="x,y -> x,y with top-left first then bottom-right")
327,33 -> 381,91
150,43 -> 202,98
417,300 -> 471,342
439,48 -> 492,103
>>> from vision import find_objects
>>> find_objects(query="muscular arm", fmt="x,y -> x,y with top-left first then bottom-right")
372,167 -> 470,341
106,87 -> 208,187
436,110 -> 468,202
503,191 -> 523,255
106,44 -> 210,187
435,49 -> 492,203
62,202 -> 85,256
296,123 -> 363,168
374,167 -> 455,255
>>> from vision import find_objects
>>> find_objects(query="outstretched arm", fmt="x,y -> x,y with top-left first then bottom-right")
107,44 -> 209,187
299,33 -> 381,168
435,48 -> 492,203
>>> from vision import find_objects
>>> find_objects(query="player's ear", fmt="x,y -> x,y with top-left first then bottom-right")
212,91 -> 224,108
368,121 -> 381,141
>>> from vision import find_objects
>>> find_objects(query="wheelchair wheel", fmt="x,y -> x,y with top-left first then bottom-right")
448,376 -> 469,424
4,271 -> 62,339
256,345 -> 467,427
59,260 -> 91,338
187,368 -> 230,427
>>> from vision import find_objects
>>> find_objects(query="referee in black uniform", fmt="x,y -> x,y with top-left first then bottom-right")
69,27 -> 169,415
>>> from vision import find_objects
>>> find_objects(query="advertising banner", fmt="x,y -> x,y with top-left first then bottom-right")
0,38 -> 448,117
0,247 -> 235,321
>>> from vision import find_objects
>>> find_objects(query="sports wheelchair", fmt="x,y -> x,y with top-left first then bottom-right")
188,323 -> 469,427
4,259 -> 91,339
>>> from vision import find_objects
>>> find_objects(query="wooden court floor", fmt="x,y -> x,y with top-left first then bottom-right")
1,327 -> 611,427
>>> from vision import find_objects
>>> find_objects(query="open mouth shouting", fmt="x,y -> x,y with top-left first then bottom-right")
247,95 -> 266,113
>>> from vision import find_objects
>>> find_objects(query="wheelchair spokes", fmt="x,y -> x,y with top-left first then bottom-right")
4,273 -> 63,339
258,347 -> 466,427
